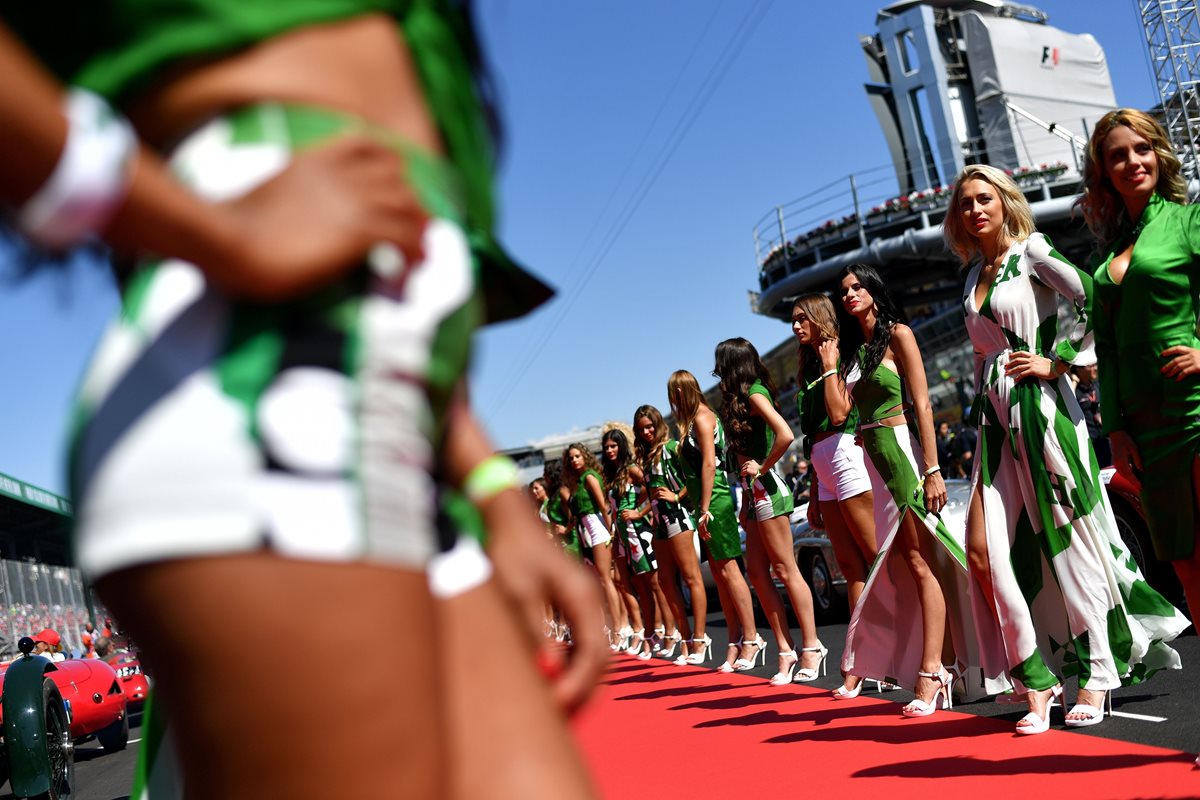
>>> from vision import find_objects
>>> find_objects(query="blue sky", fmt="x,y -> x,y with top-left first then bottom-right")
0,1 -> 1159,494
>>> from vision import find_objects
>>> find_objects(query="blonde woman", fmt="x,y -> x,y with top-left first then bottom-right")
791,294 -> 878,697
946,163 -> 1185,733
667,370 -> 760,671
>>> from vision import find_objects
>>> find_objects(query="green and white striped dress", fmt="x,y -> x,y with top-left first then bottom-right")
964,233 -> 1186,694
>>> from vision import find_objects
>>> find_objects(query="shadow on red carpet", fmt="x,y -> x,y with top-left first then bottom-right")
571,654 -> 1197,799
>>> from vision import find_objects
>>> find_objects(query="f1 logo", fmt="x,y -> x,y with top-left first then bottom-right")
1041,46 -> 1060,67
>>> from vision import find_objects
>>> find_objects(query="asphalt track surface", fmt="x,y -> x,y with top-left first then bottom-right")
3,616 -> 1195,799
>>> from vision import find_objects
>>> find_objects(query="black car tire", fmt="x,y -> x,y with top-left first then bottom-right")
1110,497 -> 1189,617
33,680 -> 74,799
96,712 -> 129,752
803,551 -> 836,624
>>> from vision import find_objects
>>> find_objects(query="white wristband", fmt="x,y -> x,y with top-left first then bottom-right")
923,464 -> 942,478
18,89 -> 136,249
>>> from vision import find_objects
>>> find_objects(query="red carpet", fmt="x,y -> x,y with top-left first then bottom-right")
572,655 -> 1198,799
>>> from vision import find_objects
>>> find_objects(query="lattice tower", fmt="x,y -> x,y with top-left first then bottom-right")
1139,0 -> 1200,184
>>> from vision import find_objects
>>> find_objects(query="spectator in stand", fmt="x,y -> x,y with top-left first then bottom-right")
936,422 -> 957,478
1073,364 -> 1111,468
95,636 -> 115,661
33,628 -> 66,661
954,424 -> 977,479
790,460 -> 812,505
81,620 -> 97,658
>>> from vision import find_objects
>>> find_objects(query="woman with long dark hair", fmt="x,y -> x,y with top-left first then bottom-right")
714,338 -> 826,685
947,163 -> 1184,732
603,427 -> 674,659
541,460 -> 581,643
834,264 -> 976,717
633,403 -> 704,662
543,459 -> 581,563
790,294 -> 878,697
668,370 -> 761,671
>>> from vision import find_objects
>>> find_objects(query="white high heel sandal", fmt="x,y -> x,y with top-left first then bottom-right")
684,634 -> 713,665
1064,689 -> 1112,728
1016,685 -> 1064,735
734,635 -> 768,671
901,667 -> 954,718
793,643 -> 828,682
769,650 -> 799,686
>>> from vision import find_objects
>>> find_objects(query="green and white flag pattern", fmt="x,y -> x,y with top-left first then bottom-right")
963,233 -> 1186,693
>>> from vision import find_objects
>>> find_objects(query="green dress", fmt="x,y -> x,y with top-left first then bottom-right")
966,233 -> 1185,694
676,418 -> 743,561
1093,192 -> 1200,560
843,351 -> 984,693
545,494 -> 580,560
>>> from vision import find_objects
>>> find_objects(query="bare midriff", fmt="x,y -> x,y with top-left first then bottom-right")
125,14 -> 443,153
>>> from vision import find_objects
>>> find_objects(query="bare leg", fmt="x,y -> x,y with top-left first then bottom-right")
965,485 -> 1000,625
741,515 -> 794,665
893,509 -> 947,708
442,579 -> 598,799
590,543 -> 624,641
713,557 -> 757,667
628,570 -> 657,656
758,512 -> 821,673
613,555 -> 643,641
647,571 -> 675,645
97,554 -> 442,800
824,492 -> 876,691
670,532 -> 705,643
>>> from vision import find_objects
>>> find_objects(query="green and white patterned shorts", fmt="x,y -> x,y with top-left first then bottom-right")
68,104 -> 482,578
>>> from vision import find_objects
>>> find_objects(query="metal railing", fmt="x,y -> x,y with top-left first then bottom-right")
752,110 -> 1089,274
0,559 -> 94,659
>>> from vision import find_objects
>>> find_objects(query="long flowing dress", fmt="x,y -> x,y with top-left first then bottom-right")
841,353 -> 986,694
965,232 -> 1186,694
1093,192 -> 1200,560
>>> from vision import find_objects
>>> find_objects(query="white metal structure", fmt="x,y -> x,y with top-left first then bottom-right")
1139,0 -> 1200,184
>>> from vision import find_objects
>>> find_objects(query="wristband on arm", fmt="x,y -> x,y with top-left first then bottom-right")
463,455 -> 520,506
18,89 -> 137,249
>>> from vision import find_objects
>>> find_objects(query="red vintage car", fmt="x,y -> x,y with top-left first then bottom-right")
106,651 -> 150,706
0,653 -> 130,750
1101,466 -> 1188,615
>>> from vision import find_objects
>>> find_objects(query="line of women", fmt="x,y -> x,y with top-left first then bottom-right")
542,108 -> 1194,741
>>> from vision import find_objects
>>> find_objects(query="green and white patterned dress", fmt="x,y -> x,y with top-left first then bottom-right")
610,482 -> 657,574
964,233 -> 1186,694
646,441 -> 696,539
734,381 -> 795,522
